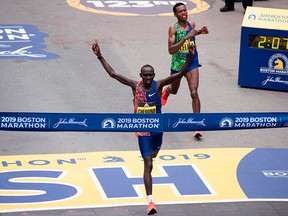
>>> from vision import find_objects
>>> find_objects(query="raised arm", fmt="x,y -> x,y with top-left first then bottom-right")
157,45 -> 195,89
92,40 -> 137,89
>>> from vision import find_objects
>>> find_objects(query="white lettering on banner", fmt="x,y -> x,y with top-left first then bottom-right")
249,117 -> 277,123
1,122 -> 46,129
234,122 -> 277,128
117,123 -> 160,129
17,117 -> 46,123
1,116 -> 47,129
172,118 -> 206,128
53,118 -> 88,128
233,117 -> 278,128
132,118 -> 159,124
1,117 -> 17,122
260,68 -> 288,75
0,46 -> 46,58
117,118 -> 159,124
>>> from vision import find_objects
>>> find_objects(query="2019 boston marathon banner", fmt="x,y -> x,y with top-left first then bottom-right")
0,112 -> 288,132
1,112 -> 288,213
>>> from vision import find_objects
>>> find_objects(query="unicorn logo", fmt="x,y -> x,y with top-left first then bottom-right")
103,156 -> 125,162
268,53 -> 288,71
274,58 -> 284,70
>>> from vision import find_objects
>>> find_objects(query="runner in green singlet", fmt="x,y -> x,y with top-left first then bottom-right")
162,2 -> 209,139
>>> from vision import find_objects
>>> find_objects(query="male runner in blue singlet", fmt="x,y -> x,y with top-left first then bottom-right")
92,40 -> 194,215
161,2 -> 209,139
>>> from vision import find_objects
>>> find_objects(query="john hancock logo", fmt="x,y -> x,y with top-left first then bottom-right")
0,24 -> 59,60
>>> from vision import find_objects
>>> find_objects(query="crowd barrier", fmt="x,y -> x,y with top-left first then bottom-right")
0,112 -> 287,132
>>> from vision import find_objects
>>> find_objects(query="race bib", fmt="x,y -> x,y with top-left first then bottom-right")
135,102 -> 156,136
179,40 -> 195,54
136,102 -> 156,114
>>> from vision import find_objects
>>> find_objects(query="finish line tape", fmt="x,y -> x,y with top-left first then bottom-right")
0,112 -> 287,132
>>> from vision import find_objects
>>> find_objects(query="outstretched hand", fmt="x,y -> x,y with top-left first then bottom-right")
200,26 -> 209,34
92,40 -> 101,57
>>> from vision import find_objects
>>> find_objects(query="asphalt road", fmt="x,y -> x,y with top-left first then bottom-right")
0,0 -> 287,215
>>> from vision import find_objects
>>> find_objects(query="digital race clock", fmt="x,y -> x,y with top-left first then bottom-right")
249,35 -> 288,51
238,7 -> 288,92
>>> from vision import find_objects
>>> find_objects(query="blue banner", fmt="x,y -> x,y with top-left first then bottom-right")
0,112 -> 287,132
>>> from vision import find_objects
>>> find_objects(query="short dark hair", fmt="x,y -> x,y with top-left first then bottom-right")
173,2 -> 185,13
141,64 -> 154,71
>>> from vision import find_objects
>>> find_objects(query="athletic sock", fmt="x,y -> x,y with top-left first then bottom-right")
147,195 -> 153,204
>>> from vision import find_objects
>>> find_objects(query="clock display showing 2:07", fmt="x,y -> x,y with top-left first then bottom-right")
249,35 -> 288,51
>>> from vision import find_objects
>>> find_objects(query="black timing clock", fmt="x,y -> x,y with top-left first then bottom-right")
238,7 -> 288,92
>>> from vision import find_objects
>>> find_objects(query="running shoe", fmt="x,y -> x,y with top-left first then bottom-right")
147,201 -> 157,215
161,86 -> 169,105
193,131 -> 203,139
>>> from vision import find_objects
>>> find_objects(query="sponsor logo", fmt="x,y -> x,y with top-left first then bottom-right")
53,118 -> 88,129
220,116 -> 279,129
148,92 -> 156,97
0,24 -> 59,60
247,13 -> 257,20
260,54 -> 288,83
219,117 -> 233,128
102,118 -> 116,128
172,118 -> 206,128
66,0 -> 210,16
103,155 -> 125,162
262,76 -> 288,86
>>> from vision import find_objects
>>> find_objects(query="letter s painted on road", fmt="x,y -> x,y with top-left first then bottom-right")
0,170 -> 79,203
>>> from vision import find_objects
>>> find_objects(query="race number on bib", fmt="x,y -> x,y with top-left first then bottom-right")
179,40 -> 195,54
136,102 -> 156,114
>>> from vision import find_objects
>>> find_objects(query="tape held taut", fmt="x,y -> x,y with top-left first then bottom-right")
0,112 -> 287,132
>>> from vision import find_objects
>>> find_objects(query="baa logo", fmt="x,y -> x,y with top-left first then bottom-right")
102,118 -> 116,129
103,155 -> 125,162
219,117 -> 234,128
268,53 -> 288,71
247,13 -> 257,20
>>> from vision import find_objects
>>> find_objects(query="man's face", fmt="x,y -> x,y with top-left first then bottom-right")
140,67 -> 155,86
174,5 -> 188,22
